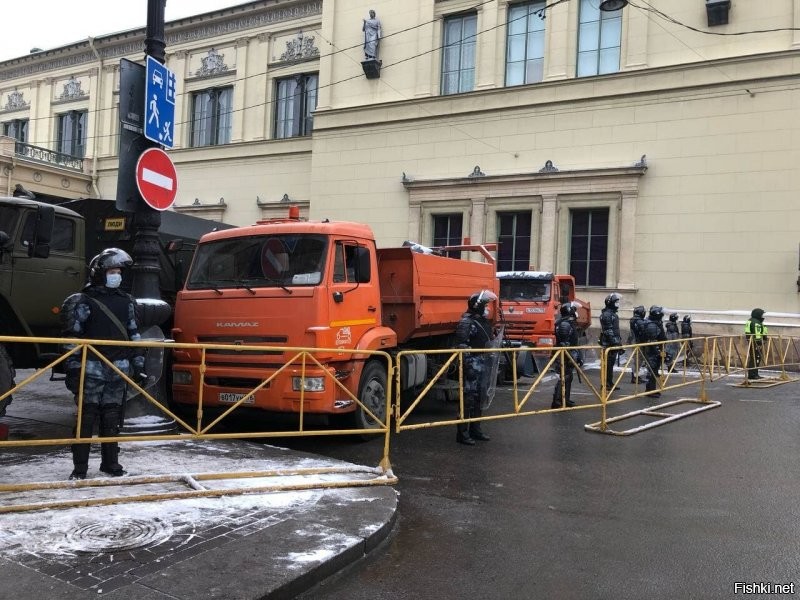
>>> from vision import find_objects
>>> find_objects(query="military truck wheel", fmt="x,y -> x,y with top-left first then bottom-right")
332,361 -> 388,437
0,345 -> 16,417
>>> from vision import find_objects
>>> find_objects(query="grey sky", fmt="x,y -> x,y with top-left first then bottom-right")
2,0 -> 249,62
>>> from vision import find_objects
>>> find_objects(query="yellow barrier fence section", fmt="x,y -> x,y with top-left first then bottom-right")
0,334 -> 395,477
3,332 -> 800,479
395,334 -> 800,435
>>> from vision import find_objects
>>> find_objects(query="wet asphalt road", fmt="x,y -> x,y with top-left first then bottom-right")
282,376 -> 800,600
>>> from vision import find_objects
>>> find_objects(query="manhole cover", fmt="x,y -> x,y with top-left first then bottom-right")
65,518 -> 174,553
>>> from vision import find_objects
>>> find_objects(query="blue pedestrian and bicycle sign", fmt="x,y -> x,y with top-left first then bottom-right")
144,55 -> 176,148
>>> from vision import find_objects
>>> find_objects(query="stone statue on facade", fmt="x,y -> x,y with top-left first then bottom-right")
363,10 -> 382,61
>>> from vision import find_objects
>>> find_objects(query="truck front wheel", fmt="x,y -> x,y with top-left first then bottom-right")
355,361 -> 388,429
333,360 -> 388,435
0,345 -> 16,417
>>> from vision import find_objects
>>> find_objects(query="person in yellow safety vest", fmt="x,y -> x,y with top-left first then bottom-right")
744,308 -> 768,380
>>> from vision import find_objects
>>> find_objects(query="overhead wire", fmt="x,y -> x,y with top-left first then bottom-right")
8,0 -> 799,150
11,0 -> 567,148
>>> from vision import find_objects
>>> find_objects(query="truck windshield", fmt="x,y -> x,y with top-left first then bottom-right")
186,234 -> 327,290
499,279 -> 551,302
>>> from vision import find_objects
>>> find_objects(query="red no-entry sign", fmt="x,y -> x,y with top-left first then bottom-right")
136,147 -> 178,211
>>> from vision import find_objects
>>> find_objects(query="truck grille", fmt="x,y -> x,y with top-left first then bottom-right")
205,376 -> 270,388
197,335 -> 287,356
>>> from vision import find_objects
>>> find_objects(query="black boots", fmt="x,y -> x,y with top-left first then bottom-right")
456,405 -> 490,445
456,424 -> 476,445
69,404 -> 126,479
99,408 -> 125,477
70,403 -> 98,480
100,443 -> 125,476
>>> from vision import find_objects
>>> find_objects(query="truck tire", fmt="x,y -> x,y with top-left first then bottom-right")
0,345 -> 16,417
333,361 -> 388,436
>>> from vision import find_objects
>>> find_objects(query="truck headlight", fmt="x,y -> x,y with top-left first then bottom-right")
172,370 -> 193,385
538,337 -> 554,346
292,376 -> 325,392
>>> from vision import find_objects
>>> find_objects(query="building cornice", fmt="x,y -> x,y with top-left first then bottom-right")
0,0 -> 321,82
403,164 -> 648,195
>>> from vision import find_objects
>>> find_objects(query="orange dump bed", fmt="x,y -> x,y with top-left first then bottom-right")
377,247 -> 497,344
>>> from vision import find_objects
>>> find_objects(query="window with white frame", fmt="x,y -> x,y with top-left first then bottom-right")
274,74 -> 318,139
577,0 -> 622,77
505,2 -> 546,86
497,211 -> 532,271
57,110 -> 86,158
441,13 -> 477,95
191,86 -> 233,147
3,119 -> 28,143
569,207 -> 609,286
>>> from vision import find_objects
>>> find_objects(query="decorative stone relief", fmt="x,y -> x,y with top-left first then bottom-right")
59,76 -> 86,100
278,31 -> 319,62
539,160 -> 559,173
196,48 -> 229,77
5,89 -> 29,111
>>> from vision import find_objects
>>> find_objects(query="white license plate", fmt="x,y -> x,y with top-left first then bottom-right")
219,392 -> 254,404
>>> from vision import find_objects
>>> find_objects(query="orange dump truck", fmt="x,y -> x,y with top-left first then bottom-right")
170,211 -> 498,430
497,271 -> 591,375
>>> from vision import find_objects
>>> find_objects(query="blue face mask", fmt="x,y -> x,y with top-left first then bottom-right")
105,273 -> 122,289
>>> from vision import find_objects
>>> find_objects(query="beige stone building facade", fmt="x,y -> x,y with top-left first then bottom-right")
1,0 -> 799,332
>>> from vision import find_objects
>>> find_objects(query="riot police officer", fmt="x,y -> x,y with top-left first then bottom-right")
665,313 -> 680,366
599,293 -> 622,392
744,308 -> 768,379
455,289 -> 497,445
641,305 -> 667,398
627,305 -> 646,384
680,315 -> 693,340
552,303 -> 582,409
61,248 -> 145,480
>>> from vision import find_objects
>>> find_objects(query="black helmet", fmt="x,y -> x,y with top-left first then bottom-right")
648,305 -> 664,320
559,302 -> 572,318
683,315 -> 692,323
633,305 -> 646,318
467,289 -> 497,314
751,308 -> 765,320
89,247 -> 133,284
669,313 -> 678,322
604,293 -> 621,310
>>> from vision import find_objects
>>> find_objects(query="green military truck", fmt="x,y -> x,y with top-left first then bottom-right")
0,195 -> 229,415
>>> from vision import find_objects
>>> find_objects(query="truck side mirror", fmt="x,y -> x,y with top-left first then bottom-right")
28,205 -> 54,259
355,247 -> 371,283
165,239 -> 184,253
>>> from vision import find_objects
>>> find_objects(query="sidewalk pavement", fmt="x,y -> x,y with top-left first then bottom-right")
0,372 -> 398,600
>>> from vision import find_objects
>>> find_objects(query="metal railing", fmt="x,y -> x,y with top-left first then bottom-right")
15,141 -> 84,171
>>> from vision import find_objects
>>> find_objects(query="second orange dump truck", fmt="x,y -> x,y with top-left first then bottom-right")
171,209 -> 498,430
497,271 -> 591,376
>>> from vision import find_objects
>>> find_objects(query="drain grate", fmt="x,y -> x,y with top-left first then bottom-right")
65,517 -> 174,553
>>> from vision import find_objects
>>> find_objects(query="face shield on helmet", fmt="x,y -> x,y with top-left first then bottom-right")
89,247 -> 133,285
648,305 -> 664,321
604,293 -> 621,310
633,305 -> 646,319
468,289 -> 498,316
559,303 -> 572,318
669,313 -> 678,322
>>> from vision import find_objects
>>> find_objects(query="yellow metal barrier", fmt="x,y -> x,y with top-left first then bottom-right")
5,331 -> 800,513
396,338 -> 723,436
0,335 -> 396,511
